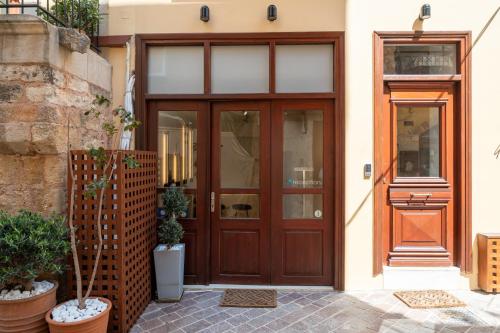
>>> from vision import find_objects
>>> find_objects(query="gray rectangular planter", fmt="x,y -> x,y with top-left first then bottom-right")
154,243 -> 185,301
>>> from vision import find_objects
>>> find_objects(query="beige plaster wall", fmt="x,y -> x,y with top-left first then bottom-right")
103,47 -> 127,109
344,1 -> 500,290
103,0 -> 500,290
105,0 -> 345,35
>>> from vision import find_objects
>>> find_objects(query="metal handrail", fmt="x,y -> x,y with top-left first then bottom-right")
0,0 -> 100,52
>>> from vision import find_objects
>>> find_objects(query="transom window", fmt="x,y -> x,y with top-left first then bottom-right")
384,44 -> 457,75
148,46 -> 204,94
147,43 -> 335,94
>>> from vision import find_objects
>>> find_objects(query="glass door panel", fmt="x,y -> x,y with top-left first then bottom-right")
157,110 -> 198,218
220,111 -> 260,189
271,100 -> 333,285
149,101 -> 209,284
396,106 -> 440,178
211,102 -> 270,284
283,194 -> 323,219
283,109 -> 324,188
220,194 -> 260,219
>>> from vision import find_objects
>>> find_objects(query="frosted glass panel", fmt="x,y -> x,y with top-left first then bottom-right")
148,46 -> 204,94
211,45 -> 269,93
276,44 -> 334,93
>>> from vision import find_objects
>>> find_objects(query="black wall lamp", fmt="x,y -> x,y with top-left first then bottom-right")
267,4 -> 277,21
419,4 -> 431,20
200,5 -> 210,22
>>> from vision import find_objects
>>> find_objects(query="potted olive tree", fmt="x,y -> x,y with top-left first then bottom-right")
0,210 -> 69,333
45,96 -> 141,332
154,187 -> 188,301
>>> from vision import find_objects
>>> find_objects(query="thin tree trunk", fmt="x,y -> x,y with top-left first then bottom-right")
68,152 -> 84,310
20,279 -> 33,292
82,152 -> 118,304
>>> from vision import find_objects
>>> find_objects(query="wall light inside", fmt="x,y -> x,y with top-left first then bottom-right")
419,4 -> 431,20
200,5 -> 210,22
267,4 -> 277,21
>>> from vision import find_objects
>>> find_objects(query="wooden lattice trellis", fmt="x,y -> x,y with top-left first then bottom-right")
68,150 -> 157,332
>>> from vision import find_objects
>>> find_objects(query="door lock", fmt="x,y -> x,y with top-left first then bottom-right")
210,192 -> 215,213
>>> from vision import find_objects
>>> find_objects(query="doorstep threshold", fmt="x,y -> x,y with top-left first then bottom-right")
184,284 -> 335,291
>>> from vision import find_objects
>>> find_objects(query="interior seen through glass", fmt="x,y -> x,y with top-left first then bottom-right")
220,194 -> 260,219
220,111 -> 260,189
397,106 -> 440,177
283,110 -> 323,188
158,111 -> 198,188
157,110 -> 198,219
283,194 -> 323,219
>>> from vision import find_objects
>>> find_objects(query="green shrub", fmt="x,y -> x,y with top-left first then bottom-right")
158,187 -> 188,248
0,210 -> 70,291
161,187 -> 188,220
158,217 -> 184,248
39,0 -> 100,38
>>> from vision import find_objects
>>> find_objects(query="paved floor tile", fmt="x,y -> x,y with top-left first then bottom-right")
139,318 -> 164,331
182,319 -> 212,333
199,321 -> 234,333
246,314 -> 275,328
130,290 -> 500,332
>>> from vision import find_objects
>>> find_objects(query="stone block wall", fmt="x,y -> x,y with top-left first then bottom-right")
0,15 -> 112,214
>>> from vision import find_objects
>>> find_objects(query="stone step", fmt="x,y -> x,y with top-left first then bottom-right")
383,266 -> 463,290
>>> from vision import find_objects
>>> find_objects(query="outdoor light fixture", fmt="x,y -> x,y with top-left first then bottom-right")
200,5 -> 210,22
267,4 -> 277,21
419,4 -> 431,20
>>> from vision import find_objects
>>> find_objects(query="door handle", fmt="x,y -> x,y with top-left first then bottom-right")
410,192 -> 432,198
210,192 -> 215,213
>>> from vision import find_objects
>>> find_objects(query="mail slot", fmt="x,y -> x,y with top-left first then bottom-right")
389,188 -> 451,205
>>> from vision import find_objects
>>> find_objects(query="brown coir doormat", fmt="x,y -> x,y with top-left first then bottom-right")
394,290 -> 466,309
220,289 -> 277,308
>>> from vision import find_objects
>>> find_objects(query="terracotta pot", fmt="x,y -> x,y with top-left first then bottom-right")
45,297 -> 112,333
0,281 -> 58,333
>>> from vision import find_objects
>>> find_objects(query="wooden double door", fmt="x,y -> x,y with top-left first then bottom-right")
211,101 -> 334,285
149,100 -> 334,285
